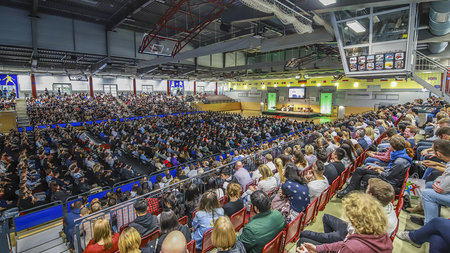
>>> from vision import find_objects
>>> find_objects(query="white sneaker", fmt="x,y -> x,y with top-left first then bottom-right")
396,231 -> 421,248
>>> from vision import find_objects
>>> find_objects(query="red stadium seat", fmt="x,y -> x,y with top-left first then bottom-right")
140,230 -> 161,248
201,228 -> 214,253
262,230 -> 285,253
302,197 -> 318,228
284,212 -> 304,248
219,196 -> 228,207
230,207 -> 246,231
178,215 -> 188,225
186,240 -> 196,253
318,187 -> 330,211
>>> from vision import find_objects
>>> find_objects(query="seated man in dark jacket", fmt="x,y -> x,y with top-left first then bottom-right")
238,190 -> 285,253
128,198 -> 159,237
338,135 -> 411,198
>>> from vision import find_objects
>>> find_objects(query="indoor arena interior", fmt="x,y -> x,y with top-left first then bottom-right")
0,0 -> 450,253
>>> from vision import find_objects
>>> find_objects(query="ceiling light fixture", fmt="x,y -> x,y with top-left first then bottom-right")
334,83 -> 339,87
391,81 -> 397,87
301,84 -> 305,87
346,20 -> 366,33
262,84 -> 266,89
316,83 -> 321,87
318,0 -> 336,6
354,82 -> 359,87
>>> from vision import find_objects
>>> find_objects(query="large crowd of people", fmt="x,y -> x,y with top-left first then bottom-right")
2,93 -> 449,253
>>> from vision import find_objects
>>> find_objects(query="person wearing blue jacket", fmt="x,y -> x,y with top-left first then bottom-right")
65,201 -> 83,250
192,190 -> 224,249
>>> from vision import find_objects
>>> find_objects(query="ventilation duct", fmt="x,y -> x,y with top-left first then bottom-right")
239,0 -> 313,34
428,1 -> 450,54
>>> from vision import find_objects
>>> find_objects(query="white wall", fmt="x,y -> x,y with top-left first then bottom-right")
16,74 -> 221,96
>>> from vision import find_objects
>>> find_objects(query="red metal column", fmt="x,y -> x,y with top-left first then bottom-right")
31,74 -> 37,99
215,82 -> 218,95
167,80 -> 170,95
133,78 -> 137,96
89,76 -> 94,98
194,81 -> 196,95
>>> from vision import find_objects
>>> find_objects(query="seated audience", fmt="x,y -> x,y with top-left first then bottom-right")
397,217 -> 450,252
128,198 -> 158,237
212,216 -> 246,253
238,190 -> 285,253
84,218 -> 119,253
304,145 -> 317,166
145,210 -> 191,253
192,190 -> 224,249
316,149 -> 338,185
305,160 -> 329,200
338,135 -> 411,198
297,192 -> 393,253
222,183 -> 244,217
118,227 -> 141,253
281,163 -> 310,221
330,148 -> 346,175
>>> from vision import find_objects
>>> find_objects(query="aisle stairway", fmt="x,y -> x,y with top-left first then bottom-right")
15,99 -> 30,127
412,51 -> 450,103
14,220 -> 69,253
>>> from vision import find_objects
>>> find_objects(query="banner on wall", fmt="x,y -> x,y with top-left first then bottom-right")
0,74 -> 19,98
170,80 -> 184,96
320,93 -> 332,114
268,92 -> 277,111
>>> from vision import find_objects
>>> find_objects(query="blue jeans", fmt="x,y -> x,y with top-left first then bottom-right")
423,167 -> 438,180
422,182 -> 450,224
377,143 -> 390,150
363,157 -> 388,166
409,217 -> 450,253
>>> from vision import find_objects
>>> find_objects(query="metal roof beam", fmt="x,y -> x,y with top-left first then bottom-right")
107,0 -> 157,31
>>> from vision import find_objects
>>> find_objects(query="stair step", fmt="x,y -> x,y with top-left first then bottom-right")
19,237 -> 65,253
16,223 -> 63,253
39,241 -> 69,253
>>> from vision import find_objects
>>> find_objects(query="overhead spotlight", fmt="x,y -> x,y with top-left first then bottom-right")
316,83 -> 321,87
391,81 -> 397,87
422,88 -> 427,92
304,74 -> 310,79
301,84 -> 305,87
274,83 -> 278,87
346,20 -> 366,33
287,84 -> 291,87
353,82 -> 359,87
295,75 -> 301,79
244,84 -> 248,89
262,84 -> 266,89
233,85 -> 237,89
318,0 -> 336,6
334,83 -> 339,87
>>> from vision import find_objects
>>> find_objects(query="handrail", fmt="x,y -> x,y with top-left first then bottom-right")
65,186 -> 112,204
16,200 -> 63,216
415,50 -> 447,71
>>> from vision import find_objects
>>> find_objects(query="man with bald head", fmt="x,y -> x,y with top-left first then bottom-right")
234,161 -> 252,190
161,231 -> 187,253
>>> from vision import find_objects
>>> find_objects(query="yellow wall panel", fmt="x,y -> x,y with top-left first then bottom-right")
0,111 -> 17,133
198,102 -> 241,111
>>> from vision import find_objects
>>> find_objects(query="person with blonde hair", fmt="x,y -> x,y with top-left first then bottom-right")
255,164 -> 277,194
222,183 -> 244,217
297,193 -> 393,253
304,145 -> 317,165
273,158 -> 286,185
83,218 -> 119,253
118,227 -> 141,253
212,216 -> 246,253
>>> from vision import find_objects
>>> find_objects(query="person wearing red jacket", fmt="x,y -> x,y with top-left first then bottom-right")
84,218 -> 119,253
297,192 -> 393,253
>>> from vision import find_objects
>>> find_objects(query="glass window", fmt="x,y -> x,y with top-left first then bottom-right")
335,8 -> 370,21
338,18 -> 370,46
372,9 -> 409,43
344,47 -> 369,57
373,5 -> 408,13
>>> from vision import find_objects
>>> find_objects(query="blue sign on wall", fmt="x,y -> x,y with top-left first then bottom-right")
0,74 -> 19,98
170,80 -> 184,95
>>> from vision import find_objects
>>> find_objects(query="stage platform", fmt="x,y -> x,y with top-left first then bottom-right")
262,110 -> 321,118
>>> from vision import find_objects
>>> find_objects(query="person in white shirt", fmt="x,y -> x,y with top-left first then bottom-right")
366,178 -> 398,236
248,165 -> 278,196
306,160 -> 329,200
265,154 -> 277,173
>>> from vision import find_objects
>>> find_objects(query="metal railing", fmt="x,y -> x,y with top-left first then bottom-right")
414,50 -> 450,95
72,134 -> 305,252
